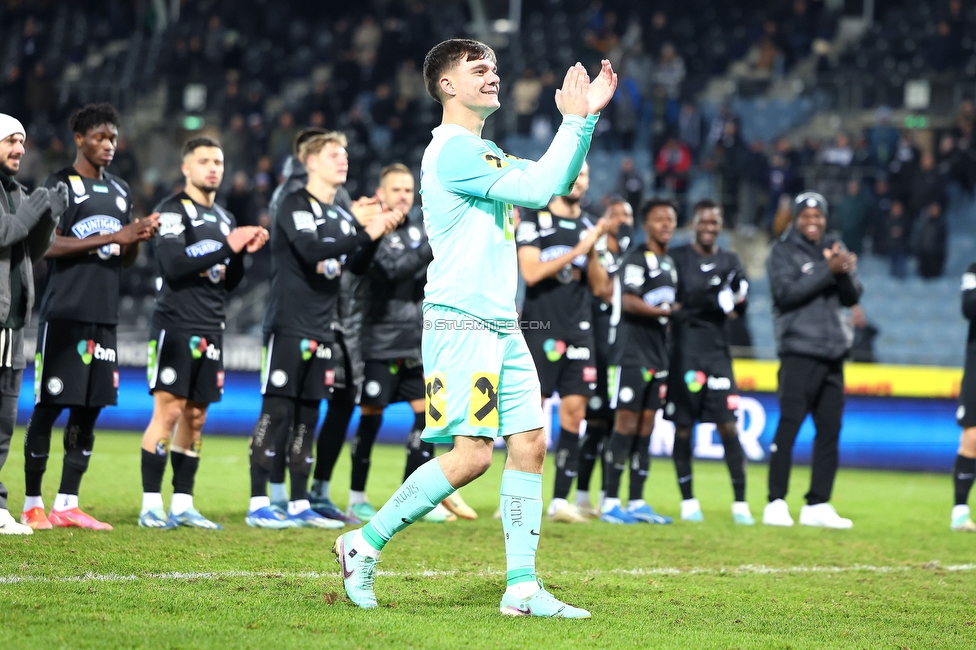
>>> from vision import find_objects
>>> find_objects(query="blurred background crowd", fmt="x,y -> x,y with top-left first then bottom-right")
2,0 -> 975,365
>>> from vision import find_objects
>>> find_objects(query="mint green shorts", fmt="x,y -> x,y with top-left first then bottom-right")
421,306 -> 545,444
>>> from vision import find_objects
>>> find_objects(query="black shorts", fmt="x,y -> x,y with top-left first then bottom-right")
35,320 -> 118,407
261,333 -> 336,401
958,352 -> 976,427
147,327 -> 224,404
609,365 -> 668,412
360,358 -> 425,408
332,333 -> 351,395
525,333 -> 596,399
664,351 -> 738,426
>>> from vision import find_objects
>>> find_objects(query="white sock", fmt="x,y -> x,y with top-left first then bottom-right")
249,496 -> 270,512
629,499 -> 645,510
548,497 -> 568,515
23,496 -> 44,511
348,490 -> 368,506
310,479 -> 329,499
53,494 -> 78,512
505,581 -> 541,599
288,499 -> 310,515
732,501 -> 751,513
952,504 -> 970,520
575,490 -> 590,506
170,493 -> 194,515
352,528 -> 381,559
602,497 -> 620,512
142,492 -> 164,512
270,482 -> 288,503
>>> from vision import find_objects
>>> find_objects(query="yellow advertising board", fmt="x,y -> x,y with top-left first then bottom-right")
732,359 -> 963,399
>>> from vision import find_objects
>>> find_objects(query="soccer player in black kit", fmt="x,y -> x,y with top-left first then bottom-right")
665,199 -> 753,525
953,261 -> 976,532
139,136 -> 268,529
246,132 -> 398,529
600,199 -> 677,525
515,163 -> 608,524
21,103 -> 159,531
575,198 -> 633,517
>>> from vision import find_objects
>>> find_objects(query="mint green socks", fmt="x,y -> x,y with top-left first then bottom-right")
361,458 -> 456,552
500,470 -> 543,588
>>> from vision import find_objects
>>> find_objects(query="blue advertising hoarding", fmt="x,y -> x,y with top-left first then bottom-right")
17,367 -> 959,473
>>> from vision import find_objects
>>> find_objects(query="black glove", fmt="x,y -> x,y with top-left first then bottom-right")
48,181 -> 69,218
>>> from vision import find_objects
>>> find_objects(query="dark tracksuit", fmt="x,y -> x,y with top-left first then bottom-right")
766,227 -> 862,505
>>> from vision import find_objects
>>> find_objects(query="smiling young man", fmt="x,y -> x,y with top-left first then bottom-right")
600,199 -> 677,525
764,192 -> 861,529
21,103 -> 159,531
333,38 -> 616,617
665,199 -> 752,525
139,136 -> 268,530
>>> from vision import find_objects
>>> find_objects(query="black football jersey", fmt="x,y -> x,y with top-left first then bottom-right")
669,243 -> 747,354
263,188 -> 372,340
609,244 -> 676,369
592,226 -> 633,356
151,192 -> 241,331
516,208 -> 596,340
39,168 -> 132,324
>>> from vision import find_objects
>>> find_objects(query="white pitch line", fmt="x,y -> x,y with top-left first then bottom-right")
1,563 -> 973,586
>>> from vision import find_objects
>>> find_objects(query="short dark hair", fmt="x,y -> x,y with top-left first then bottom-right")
293,127 -> 328,157
423,38 -> 497,103
68,103 -> 120,135
182,135 -> 222,157
692,198 -> 721,216
640,198 -> 678,222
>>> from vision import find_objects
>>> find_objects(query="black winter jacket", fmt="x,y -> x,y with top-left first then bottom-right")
767,227 -> 862,361
362,211 -> 432,360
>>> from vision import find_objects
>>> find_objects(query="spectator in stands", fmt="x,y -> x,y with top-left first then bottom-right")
221,115 -> 247,175
784,0 -> 815,63
677,100 -> 705,160
766,151 -> 795,232
512,69 -> 543,136
836,180 -> 871,256
610,70 -> 641,150
909,152 -> 946,219
268,112 -> 299,164
885,199 -> 910,279
912,202 -> 948,279
927,21 -> 960,73
820,133 -> 854,167
223,171 -> 258,227
0,66 -> 27,119
654,136 -> 691,200
714,120 -> 747,226
869,176 -> 893,255
653,43 -> 685,103
867,106 -> 899,171
644,10 -> 671,49
740,139 -> 769,229
937,133 -> 976,195
849,305 -> 878,363
617,157 -> 643,214
888,131 -> 920,195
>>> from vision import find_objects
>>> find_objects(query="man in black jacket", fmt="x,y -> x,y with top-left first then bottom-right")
0,114 -> 63,536
343,163 -> 471,523
764,192 -> 862,529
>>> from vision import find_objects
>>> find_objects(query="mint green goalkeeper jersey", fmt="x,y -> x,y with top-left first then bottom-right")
420,116 -> 596,325
420,124 -> 523,324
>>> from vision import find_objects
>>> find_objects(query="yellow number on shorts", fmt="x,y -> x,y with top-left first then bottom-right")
469,372 -> 499,428
425,372 -> 447,428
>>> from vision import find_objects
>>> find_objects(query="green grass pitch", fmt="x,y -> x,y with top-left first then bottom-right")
1,430 -> 974,649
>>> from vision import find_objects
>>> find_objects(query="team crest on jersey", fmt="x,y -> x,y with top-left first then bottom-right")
220,221 -> 230,236
340,219 -> 351,235
116,196 -> 127,212
644,251 -> 659,270
181,199 -> 198,219
68,175 -> 86,196
538,211 -> 553,230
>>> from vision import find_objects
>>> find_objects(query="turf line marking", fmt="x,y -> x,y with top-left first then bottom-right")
2,563 -> 974,585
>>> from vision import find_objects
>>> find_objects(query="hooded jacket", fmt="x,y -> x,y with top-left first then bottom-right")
767,227 -> 862,361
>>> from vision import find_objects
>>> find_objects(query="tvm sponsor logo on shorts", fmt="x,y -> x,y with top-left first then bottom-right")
76,339 -> 116,365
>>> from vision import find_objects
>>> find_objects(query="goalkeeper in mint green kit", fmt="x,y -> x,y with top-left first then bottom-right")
333,39 -> 616,617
